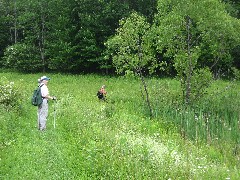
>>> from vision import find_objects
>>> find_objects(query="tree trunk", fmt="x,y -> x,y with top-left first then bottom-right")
14,0 -> 17,43
185,15 -> 193,104
137,40 -> 153,118
39,10 -> 46,73
137,67 -> 153,118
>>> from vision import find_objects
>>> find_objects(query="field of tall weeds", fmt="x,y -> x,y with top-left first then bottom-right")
0,72 -> 239,179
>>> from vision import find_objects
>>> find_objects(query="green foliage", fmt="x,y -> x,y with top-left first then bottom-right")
105,12 -> 156,75
149,78 -> 240,146
0,0 -> 239,74
0,76 -> 22,111
0,12 -> 9,62
190,67 -> 213,102
3,43 -> 41,72
152,0 -> 240,103
231,67 -> 240,80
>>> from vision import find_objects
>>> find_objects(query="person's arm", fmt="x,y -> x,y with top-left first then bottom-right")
41,85 -> 56,100
45,94 -> 56,100
103,89 -> 107,95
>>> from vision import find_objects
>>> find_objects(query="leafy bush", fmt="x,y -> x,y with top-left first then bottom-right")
3,43 -> 42,72
0,76 -> 22,110
190,67 -> 213,102
231,67 -> 240,80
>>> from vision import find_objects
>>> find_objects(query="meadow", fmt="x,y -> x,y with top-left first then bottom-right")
0,72 -> 239,179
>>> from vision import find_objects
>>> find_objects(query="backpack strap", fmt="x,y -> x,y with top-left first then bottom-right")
38,84 -> 44,88
39,84 -> 44,98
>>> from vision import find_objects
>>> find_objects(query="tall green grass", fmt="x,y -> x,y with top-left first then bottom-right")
0,72 -> 239,179
148,78 -> 240,146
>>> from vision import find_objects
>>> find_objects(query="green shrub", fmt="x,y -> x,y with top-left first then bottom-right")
190,67 -> 213,102
3,43 -> 42,72
231,67 -> 240,80
0,76 -> 22,111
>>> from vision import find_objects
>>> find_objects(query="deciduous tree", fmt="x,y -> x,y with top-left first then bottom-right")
105,12 -> 155,117
152,0 -> 240,104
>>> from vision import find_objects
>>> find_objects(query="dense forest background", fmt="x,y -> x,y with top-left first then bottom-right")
0,0 -> 239,76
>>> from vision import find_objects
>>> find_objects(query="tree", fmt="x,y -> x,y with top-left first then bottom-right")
224,0 -> 240,72
69,0 -> 131,73
0,0 -> 20,66
152,0 -> 240,104
44,0 -> 74,72
1,0 -> 50,72
0,0 -> 158,73
61,0 -> 157,73
105,12 -> 156,117
1,0 -> 75,72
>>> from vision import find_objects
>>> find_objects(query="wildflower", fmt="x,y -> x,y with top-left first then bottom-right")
195,115 -> 199,121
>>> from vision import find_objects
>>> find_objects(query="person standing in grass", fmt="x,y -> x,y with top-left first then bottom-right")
97,85 -> 107,101
38,76 -> 56,131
